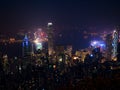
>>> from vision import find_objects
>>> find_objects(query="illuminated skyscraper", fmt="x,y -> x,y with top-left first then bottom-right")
116,26 -> 120,40
47,22 -> 54,56
116,26 -> 120,61
105,27 -> 120,61
22,34 -> 31,57
112,30 -> 119,59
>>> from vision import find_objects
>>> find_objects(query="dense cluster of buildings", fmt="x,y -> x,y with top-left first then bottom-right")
0,23 -> 120,89
0,24 -> 120,64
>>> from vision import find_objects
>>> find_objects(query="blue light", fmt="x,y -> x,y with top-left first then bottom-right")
91,41 -> 98,46
22,42 -> 24,47
90,54 -> 93,57
24,35 -> 28,41
100,44 -> 105,47
91,40 -> 106,48
25,41 -> 28,46
22,34 -> 29,47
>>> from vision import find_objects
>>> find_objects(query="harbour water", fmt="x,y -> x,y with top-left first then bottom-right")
0,42 -> 22,58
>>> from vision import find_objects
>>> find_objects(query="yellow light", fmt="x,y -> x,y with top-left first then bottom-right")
112,57 -> 117,61
34,38 -> 39,43
53,65 -> 56,68
73,56 -> 78,60
59,58 -> 62,62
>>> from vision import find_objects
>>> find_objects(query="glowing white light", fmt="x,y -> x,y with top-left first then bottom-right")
35,42 -> 42,50
53,65 -> 56,68
93,41 -> 97,45
48,22 -> 53,26
73,56 -> 78,60
19,66 -> 22,71
100,44 -> 105,47
34,38 -> 39,43
114,30 -> 116,33
91,41 -> 98,46
34,38 -> 42,50
59,58 -> 62,62
90,54 -> 93,57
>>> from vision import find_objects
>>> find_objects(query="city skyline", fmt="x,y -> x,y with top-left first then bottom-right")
1,1 -> 120,89
1,0 -> 120,50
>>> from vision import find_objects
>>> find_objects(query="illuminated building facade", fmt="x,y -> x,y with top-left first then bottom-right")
75,50 -> 89,62
112,30 -> 119,59
117,26 -> 120,61
34,38 -> 43,51
91,40 -> 105,47
105,27 -> 120,61
22,35 -> 31,56
47,23 -> 54,56
35,42 -> 42,50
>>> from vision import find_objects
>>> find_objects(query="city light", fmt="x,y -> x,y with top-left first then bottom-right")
59,58 -> 62,62
34,38 -> 39,43
35,42 -> 42,50
33,29 -> 48,51
113,30 -> 116,33
91,41 -> 99,47
33,38 -> 43,50
48,22 -> 53,26
90,54 -> 93,57
100,44 -> 105,47
1,1 -> 120,89
73,56 -> 79,60
53,65 -> 56,69
91,40 -> 105,47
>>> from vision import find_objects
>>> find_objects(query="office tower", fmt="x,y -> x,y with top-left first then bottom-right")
22,34 -> 31,57
112,30 -> 119,59
47,22 -> 54,56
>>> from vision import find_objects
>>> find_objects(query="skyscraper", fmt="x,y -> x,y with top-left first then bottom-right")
22,34 -> 31,57
112,30 -> 119,59
116,26 -> 120,61
47,23 -> 54,56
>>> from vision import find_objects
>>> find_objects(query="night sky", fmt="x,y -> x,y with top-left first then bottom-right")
0,0 -> 120,49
